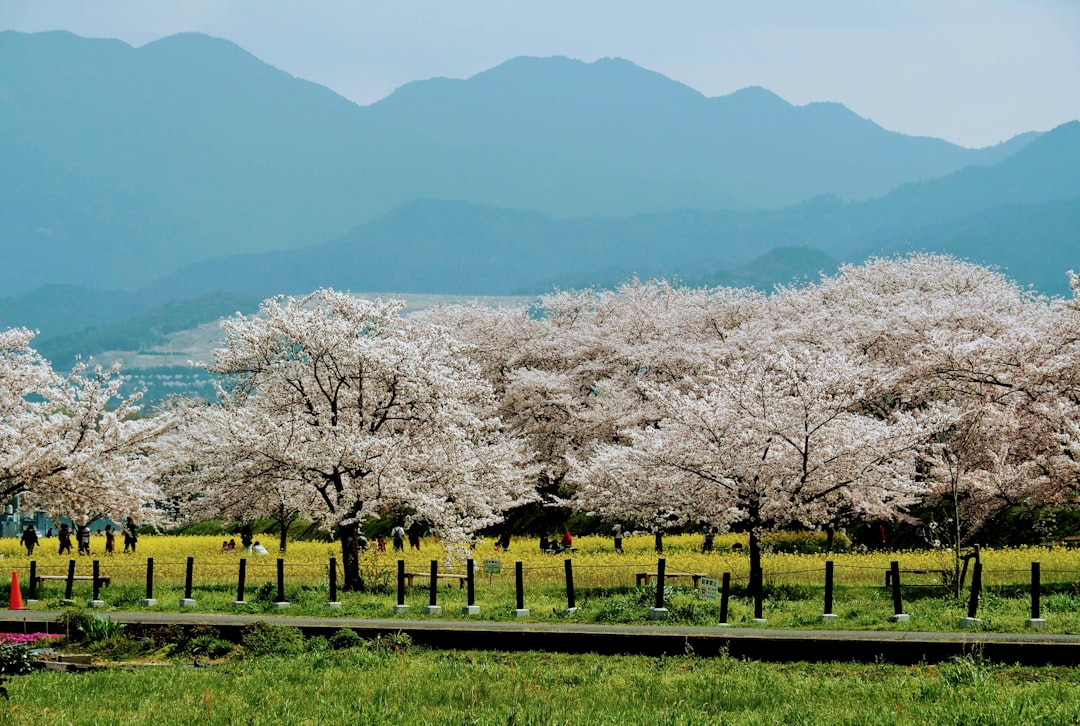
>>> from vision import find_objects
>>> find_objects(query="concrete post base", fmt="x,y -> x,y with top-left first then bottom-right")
88,600 -> 105,608
1025,618 -> 1047,630
752,618 -> 768,625
271,601 -> 290,610
60,599 -> 75,607
563,607 -> 579,615
513,609 -> 530,618
462,605 -> 481,616
231,600 -> 247,608
326,601 -> 342,609
648,607 -> 669,620
139,598 -> 157,607
888,613 -> 910,623
179,598 -> 197,608
423,605 -> 442,615
819,613 -> 839,622
392,604 -> 410,614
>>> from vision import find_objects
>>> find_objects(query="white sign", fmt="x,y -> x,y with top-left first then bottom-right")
699,577 -> 718,600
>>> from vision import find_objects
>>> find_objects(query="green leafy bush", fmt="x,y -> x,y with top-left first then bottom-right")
182,635 -> 234,658
328,628 -> 364,650
0,646 -> 34,677
241,623 -> 304,658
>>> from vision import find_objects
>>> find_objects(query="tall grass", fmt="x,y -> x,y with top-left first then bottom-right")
6,647 -> 1080,724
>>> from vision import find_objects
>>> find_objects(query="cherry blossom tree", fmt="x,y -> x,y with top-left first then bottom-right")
168,291 -> 537,590
0,328 -> 167,527
569,339 -> 932,587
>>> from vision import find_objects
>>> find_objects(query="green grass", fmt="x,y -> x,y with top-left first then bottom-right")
28,579 -> 1080,635
6,647 -> 1080,724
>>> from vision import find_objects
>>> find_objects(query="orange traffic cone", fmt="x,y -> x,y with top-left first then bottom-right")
9,571 -> 25,610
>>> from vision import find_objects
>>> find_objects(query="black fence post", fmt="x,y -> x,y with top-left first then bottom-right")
397,559 -> 406,606
274,558 -> 288,606
564,558 -> 576,611
64,559 -> 76,601
888,560 -> 908,622
655,557 -> 666,609
821,560 -> 836,620
649,556 -> 669,619
145,558 -> 154,600
181,556 -> 196,607
1027,561 -> 1045,629
90,560 -> 102,603
426,560 -> 439,613
27,561 -> 37,601
467,559 -> 476,607
966,562 -> 982,619
328,557 -> 340,606
719,572 -> 731,625
235,558 -> 247,604
1032,561 -> 1041,620
515,561 -> 526,614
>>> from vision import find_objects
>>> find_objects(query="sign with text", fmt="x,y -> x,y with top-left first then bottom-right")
483,558 -> 502,574
698,576 -> 718,601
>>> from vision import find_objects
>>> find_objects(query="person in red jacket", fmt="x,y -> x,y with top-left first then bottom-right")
560,529 -> 573,551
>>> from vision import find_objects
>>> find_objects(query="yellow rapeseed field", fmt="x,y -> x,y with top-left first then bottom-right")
3,531 -> 1078,592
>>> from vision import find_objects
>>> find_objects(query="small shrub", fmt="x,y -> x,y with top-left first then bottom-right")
328,628 -> 364,651
82,617 -> 126,643
253,582 -> 277,605
373,632 -> 412,654
182,635 -> 234,658
0,646 -> 33,677
241,623 -> 304,658
58,608 -> 125,644
940,654 -> 989,688
306,636 -> 330,653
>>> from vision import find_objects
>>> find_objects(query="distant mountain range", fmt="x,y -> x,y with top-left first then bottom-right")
0,29 -> 1076,375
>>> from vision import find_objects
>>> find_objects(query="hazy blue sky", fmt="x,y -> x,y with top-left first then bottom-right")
4,0 -> 1078,148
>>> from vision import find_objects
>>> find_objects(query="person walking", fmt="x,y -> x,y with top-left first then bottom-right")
613,523 -> 623,554
20,524 -> 38,556
58,523 -> 73,555
76,523 -> 91,556
104,524 -> 116,554
123,517 -> 138,553
391,523 -> 406,552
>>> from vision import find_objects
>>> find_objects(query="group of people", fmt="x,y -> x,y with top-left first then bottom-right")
21,517 -> 139,557
540,529 -> 575,554
220,527 -> 269,555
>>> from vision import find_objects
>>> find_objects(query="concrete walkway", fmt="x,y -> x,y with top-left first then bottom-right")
4,609 -> 1080,666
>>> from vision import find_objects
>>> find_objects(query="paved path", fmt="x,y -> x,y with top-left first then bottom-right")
4,609 -> 1080,665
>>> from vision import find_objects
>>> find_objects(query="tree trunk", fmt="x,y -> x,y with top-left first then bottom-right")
278,519 -> 289,554
654,531 -> 664,554
825,526 -> 834,555
748,528 -> 763,598
337,521 -> 366,592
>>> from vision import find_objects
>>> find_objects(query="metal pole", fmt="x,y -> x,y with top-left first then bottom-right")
824,560 -> 834,616
184,556 -> 194,600
564,558 -> 576,610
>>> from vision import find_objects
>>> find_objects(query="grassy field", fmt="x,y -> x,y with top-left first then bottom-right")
6,533 -> 1080,633
6,645 -> 1080,725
